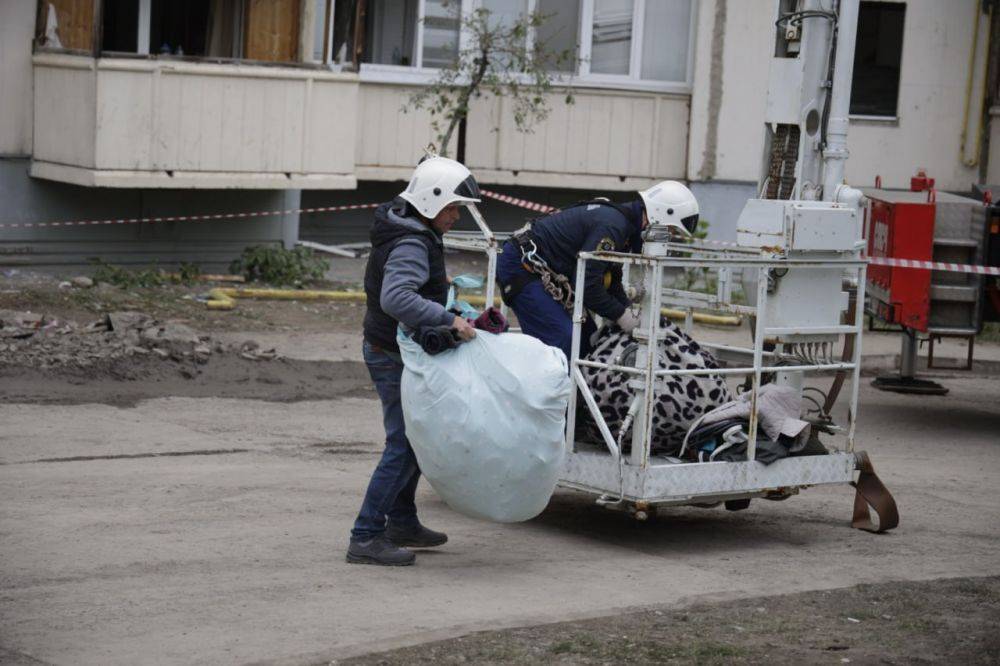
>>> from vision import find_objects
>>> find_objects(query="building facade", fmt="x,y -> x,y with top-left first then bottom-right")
1,0 -> 996,267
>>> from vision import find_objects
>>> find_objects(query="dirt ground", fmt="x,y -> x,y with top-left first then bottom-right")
2,267 -> 1000,665
0,355 -> 373,407
343,576 -> 1000,665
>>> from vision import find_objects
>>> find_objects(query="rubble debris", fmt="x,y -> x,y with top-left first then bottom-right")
106,311 -> 152,332
71,276 -> 94,288
0,309 -> 278,371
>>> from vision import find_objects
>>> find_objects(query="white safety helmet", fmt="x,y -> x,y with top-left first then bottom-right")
399,155 -> 481,219
638,180 -> 700,235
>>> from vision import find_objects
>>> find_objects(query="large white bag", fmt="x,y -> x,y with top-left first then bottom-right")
399,330 -> 572,522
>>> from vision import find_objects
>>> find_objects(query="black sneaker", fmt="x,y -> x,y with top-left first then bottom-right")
386,523 -> 448,548
346,535 -> 416,566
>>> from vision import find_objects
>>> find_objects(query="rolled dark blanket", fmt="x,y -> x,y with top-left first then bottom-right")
415,325 -> 460,355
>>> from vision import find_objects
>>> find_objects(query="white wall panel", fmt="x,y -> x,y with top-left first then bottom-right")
0,0 -> 36,156
466,89 -> 687,181
653,95 -> 690,178
33,58 -> 97,168
95,70 -> 153,170
355,84 -> 456,169
307,79 -> 358,173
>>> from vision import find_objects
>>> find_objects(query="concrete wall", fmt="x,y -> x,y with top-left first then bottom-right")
0,0 -> 35,156
687,0 -> 989,191
0,4 -> 300,269
0,158 -> 299,270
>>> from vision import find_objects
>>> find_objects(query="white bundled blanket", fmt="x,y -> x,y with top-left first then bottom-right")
399,330 -> 572,522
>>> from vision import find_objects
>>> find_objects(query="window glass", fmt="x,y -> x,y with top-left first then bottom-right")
590,0 -> 633,75
312,0 -> 329,62
850,1 -> 905,116
102,0 -> 138,53
366,0 -> 418,65
150,0 -> 211,56
205,0 -> 243,59
482,0 -> 530,68
331,0 -> 354,63
535,0 -> 580,72
481,0 -> 530,30
640,0 -> 690,82
422,0 -> 461,68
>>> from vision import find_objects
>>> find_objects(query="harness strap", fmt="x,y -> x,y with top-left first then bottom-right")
504,231 -> 576,311
851,451 -> 899,533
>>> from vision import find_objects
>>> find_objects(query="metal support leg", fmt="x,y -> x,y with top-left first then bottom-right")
871,329 -> 948,395
900,331 -> 917,380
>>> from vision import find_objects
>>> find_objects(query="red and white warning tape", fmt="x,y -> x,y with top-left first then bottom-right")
480,189 -> 557,214
1,189 -> 548,229
0,203 -> 379,230
4,187 -> 999,277
481,190 -> 1000,274
866,255 -> 1000,276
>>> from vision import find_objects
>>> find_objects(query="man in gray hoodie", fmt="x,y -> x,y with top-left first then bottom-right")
347,156 -> 480,566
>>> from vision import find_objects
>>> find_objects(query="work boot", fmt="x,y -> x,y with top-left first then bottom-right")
386,522 -> 448,548
346,535 -> 415,566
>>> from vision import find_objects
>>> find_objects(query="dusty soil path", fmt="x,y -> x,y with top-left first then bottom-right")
1,369 -> 998,665
341,577 -> 1000,665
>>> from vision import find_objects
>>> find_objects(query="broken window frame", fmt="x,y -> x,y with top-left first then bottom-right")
34,0 -> 343,69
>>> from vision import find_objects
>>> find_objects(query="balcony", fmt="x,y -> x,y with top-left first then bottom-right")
31,53 -> 359,189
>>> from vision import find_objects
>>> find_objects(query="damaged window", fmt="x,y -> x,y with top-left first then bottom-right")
45,0 -> 339,65
36,0 -> 97,52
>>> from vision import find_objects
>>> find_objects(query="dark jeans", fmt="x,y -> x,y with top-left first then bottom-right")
350,340 -> 421,542
497,240 -> 595,362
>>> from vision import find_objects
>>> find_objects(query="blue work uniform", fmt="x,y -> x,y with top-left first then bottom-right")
497,200 -> 645,361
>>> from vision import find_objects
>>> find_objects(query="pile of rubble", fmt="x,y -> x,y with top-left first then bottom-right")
0,310 -> 276,370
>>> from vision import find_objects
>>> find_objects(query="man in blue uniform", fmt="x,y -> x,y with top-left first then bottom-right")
497,181 -> 700,361
348,156 -> 480,566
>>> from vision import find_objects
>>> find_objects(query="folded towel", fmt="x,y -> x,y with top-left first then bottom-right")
474,306 -> 509,334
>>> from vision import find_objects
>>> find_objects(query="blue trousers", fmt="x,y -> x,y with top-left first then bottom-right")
497,240 -> 594,361
351,340 -> 421,542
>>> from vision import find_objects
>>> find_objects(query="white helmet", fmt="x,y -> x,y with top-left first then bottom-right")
638,180 -> 699,235
399,156 -> 481,219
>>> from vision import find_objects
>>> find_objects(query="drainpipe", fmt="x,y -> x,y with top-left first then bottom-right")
822,0 -> 860,202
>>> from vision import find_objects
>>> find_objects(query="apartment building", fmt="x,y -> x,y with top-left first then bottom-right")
0,0 -> 995,266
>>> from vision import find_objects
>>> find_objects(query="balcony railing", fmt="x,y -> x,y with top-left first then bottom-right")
31,53 -> 359,189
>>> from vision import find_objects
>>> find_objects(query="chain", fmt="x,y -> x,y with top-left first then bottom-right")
520,239 -> 576,311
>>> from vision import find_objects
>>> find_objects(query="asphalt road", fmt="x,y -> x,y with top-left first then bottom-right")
1,351 -> 998,665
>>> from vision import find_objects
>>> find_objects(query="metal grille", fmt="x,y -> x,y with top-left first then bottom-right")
765,124 -> 800,200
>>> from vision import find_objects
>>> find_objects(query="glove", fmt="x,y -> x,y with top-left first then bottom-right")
616,309 -> 640,333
